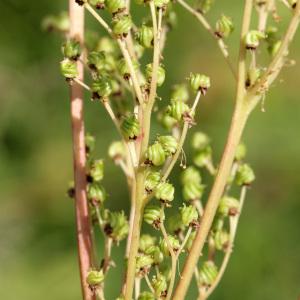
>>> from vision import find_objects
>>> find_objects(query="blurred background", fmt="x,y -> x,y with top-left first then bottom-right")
0,0 -> 300,299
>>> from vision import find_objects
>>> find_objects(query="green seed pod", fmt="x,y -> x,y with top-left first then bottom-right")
236,163 -> 255,186
265,26 -> 281,57
60,59 -> 78,79
215,15 -> 234,38
62,39 -> 81,60
137,25 -> 154,48
121,115 -> 140,140
158,111 -> 178,130
96,37 -> 116,53
199,261 -> 218,287
138,291 -> 155,300
155,182 -> 175,203
181,166 -> 202,185
160,235 -> 180,256
42,12 -> 70,33
189,73 -> 211,94
145,143 -> 166,166
183,181 -> 205,202
91,77 -> 113,99
87,182 -> 106,205
105,0 -> 126,14
144,205 -> 164,229
112,15 -> 133,38
88,51 -> 116,73
180,204 -> 199,226
145,245 -> 164,265
193,146 -> 212,168
86,269 -> 105,286
167,213 -> 185,234
145,64 -> 166,87
157,135 -> 178,156
154,0 -> 170,9
139,234 -> 157,253
213,230 -> 230,251
185,231 -> 196,251
192,131 -> 210,151
196,0 -> 214,14
106,211 -> 129,242
136,255 -> 154,275
134,42 -> 145,59
218,196 -> 240,217
145,171 -> 161,192
89,0 -> 106,9
152,274 -> 167,298
85,133 -> 96,154
117,58 -> 139,79
90,159 -> 104,182
108,141 -> 126,161
235,143 -> 247,161
171,84 -> 189,102
245,30 -> 266,50
167,100 -> 190,121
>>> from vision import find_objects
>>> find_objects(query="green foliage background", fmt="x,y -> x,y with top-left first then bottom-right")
0,1 -> 300,299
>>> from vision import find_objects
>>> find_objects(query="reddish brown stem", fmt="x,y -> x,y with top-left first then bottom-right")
69,2 -> 95,300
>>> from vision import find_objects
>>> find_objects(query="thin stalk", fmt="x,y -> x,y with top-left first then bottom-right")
172,2 -> 254,298
69,2 -> 95,300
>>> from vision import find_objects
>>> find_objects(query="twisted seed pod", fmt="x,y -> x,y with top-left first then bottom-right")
121,115 -> 140,140
145,63 -> 166,87
145,143 -> 166,166
199,261 -> 218,287
105,0 -> 126,14
215,15 -> 234,38
183,181 -> 205,202
144,205 -> 164,229
155,182 -> 175,203
157,135 -> 178,156
60,59 -> 78,79
167,100 -> 190,121
112,15 -> 133,37
137,25 -> 154,48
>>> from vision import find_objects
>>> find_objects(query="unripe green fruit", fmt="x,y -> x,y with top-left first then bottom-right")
145,143 -> 166,166
85,133 -> 96,154
87,183 -> 106,205
160,235 -> 180,256
137,25 -> 154,48
167,213 -> 185,234
245,30 -> 266,50
218,196 -> 240,216
154,0 -> 170,9
91,77 -> 113,99
62,39 -> 81,60
112,15 -> 132,37
213,229 -> 230,251
180,204 -> 199,226
117,58 -> 139,79
145,171 -> 161,192
181,166 -> 202,185
105,0 -> 126,15
106,211 -> 129,242
145,64 -> 166,87
121,115 -> 140,140
60,59 -> 78,79
199,261 -> 218,287
235,143 -> 247,161
86,269 -> 105,286
108,141 -> 126,161
192,131 -> 210,151
167,100 -> 190,121
139,234 -> 157,253
215,15 -> 234,38
136,255 -> 154,275
152,274 -> 167,298
193,146 -> 212,168
183,181 -> 205,202
145,245 -> 164,264
171,84 -> 189,102
90,159 -> 104,182
236,163 -> 255,186
189,73 -> 211,94
155,182 -> 175,203
88,51 -> 116,73
144,205 -> 164,229
157,135 -> 178,156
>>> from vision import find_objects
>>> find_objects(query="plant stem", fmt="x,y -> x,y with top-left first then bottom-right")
171,2 -> 254,297
69,2 -> 95,300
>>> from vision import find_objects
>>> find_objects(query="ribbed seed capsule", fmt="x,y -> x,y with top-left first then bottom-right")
180,204 -> 199,226
181,166 -> 202,185
144,205 -> 164,229
167,100 -> 190,121
167,213 -> 185,234
171,84 -> 189,102
112,15 -> 132,37
158,111 -> 177,130
86,269 -> 105,286
60,59 -> 78,79
137,25 -> 154,48
245,30 -> 266,50
145,143 -> 166,166
215,15 -> 234,38
235,143 -> 247,161
183,181 -> 205,202
192,131 -> 210,150
154,0 -> 170,9
118,58 -> 139,79
219,196 -> 240,216
85,133 -> 96,154
62,39 -> 81,60
145,245 -> 164,264
189,73 -> 211,94
88,51 -> 115,73
155,182 -> 175,203
105,0 -> 126,14
108,141 -> 126,161
145,171 -> 161,193
199,261 -> 218,287
196,0 -> 214,14
87,183 -> 106,205
157,135 -> 178,156
213,230 -> 230,251
236,163 -> 255,186
152,274 -> 167,298
139,234 -> 157,253
145,64 -> 166,87
105,211 -> 129,242
136,255 -> 154,276
160,235 -> 180,256
193,146 -> 212,168
138,291 -> 155,300
121,115 -> 140,140
90,159 -> 104,182
91,77 -> 112,99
